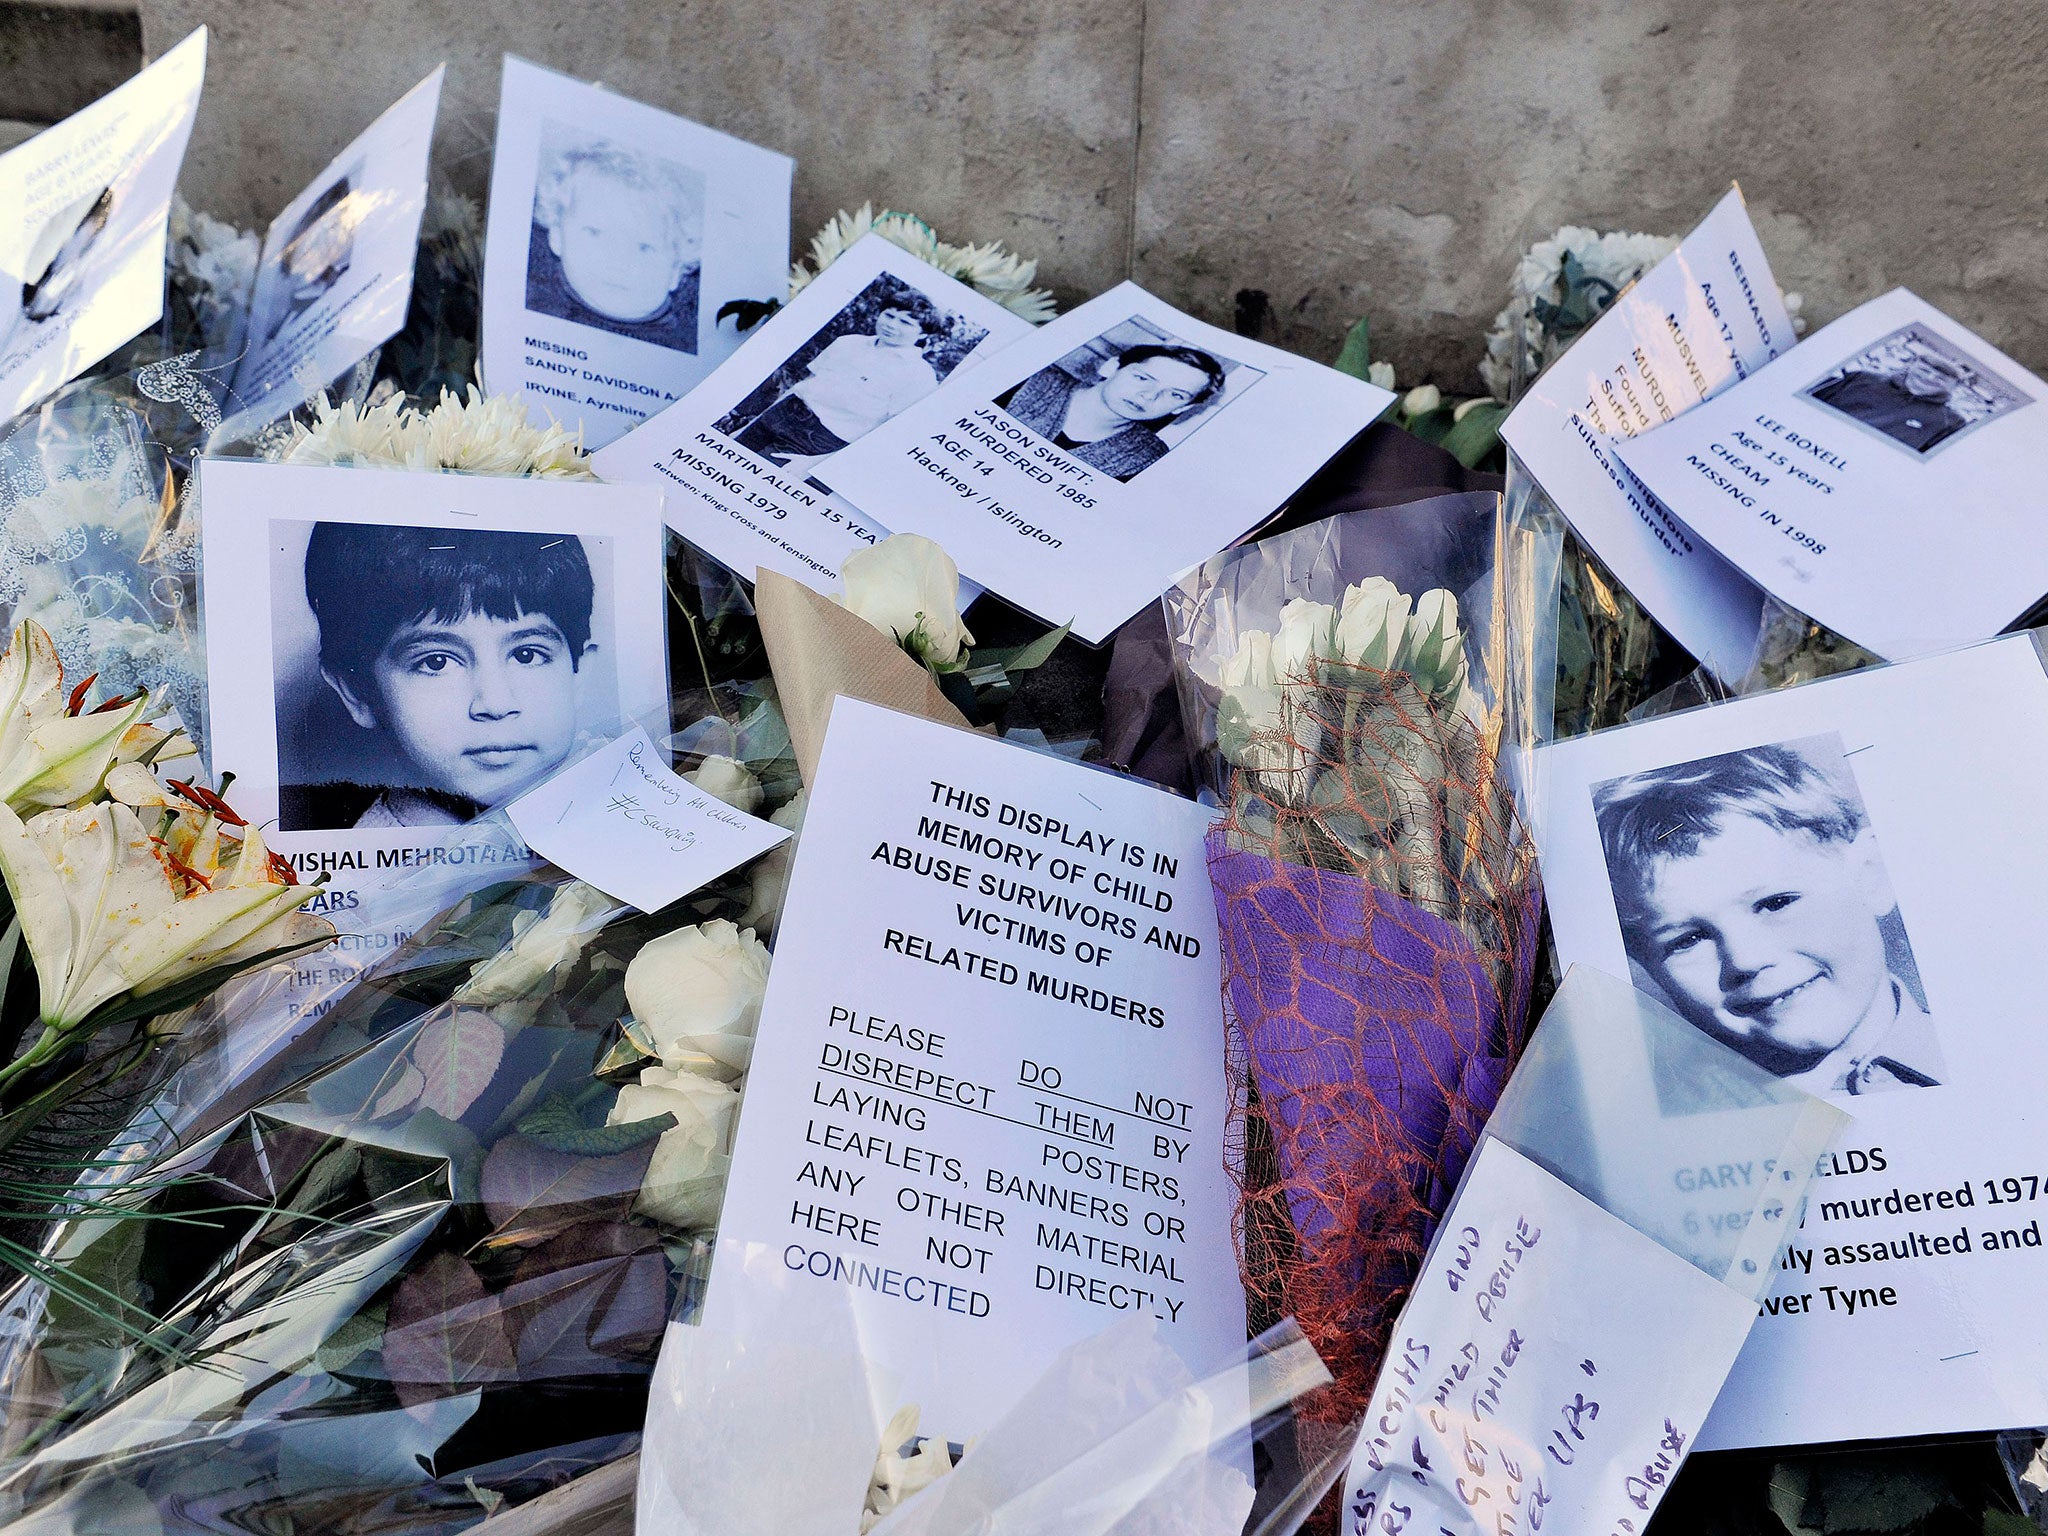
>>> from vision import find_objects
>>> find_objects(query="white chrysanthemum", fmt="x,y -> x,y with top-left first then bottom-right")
1480,223 -> 1677,401
273,386 -> 595,480
789,203 -> 1056,324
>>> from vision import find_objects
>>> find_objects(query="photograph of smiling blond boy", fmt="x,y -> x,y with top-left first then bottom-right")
1593,735 -> 1944,1099
277,524 -> 611,830
525,129 -> 703,355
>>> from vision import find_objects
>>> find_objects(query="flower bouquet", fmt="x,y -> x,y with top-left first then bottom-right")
1164,490 -> 1553,1418
0,827 -> 793,1531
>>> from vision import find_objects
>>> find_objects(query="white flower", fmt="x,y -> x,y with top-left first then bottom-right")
1396,588 -> 1470,699
624,918 -> 771,1079
1333,577 -> 1411,670
839,534 -> 973,670
275,386 -> 595,480
738,790 -> 806,936
0,621 -> 160,815
0,800 -> 328,1035
790,204 -> 1056,323
863,1403 -> 959,1531
1401,384 -> 1442,417
612,1062 -> 742,1230
1367,360 -> 1397,391
454,880 -> 614,1014
1216,631 -> 1287,774
687,755 -> 763,815
1271,599 -> 1336,682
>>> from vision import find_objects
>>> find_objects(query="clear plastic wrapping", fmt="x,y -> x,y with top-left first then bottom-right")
1160,492 -> 1558,1421
1341,965 -> 1846,1536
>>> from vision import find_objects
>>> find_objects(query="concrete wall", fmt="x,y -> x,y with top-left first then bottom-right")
6,0 -> 2047,388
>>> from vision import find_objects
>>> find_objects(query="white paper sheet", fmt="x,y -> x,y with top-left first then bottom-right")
219,67 -> 443,440
822,282 -> 1392,644
0,29 -> 207,421
699,698 -> 1247,1438
482,56 -> 793,450
1612,289 -> 2048,660
199,460 -> 670,1012
592,233 -> 1032,593
1535,634 -> 2048,1445
1344,1139 -> 1758,1535
1501,187 -> 1794,678
507,724 -> 788,911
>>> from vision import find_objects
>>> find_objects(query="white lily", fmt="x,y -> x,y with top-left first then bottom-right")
0,622 -> 160,814
0,798 -> 331,1040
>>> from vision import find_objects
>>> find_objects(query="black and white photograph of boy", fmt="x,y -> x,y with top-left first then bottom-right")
1802,322 -> 2033,457
1593,734 -> 1944,1099
992,317 -> 1255,483
1,168 -> 131,363
713,273 -> 989,474
526,121 -> 704,355
273,522 -> 620,830
251,170 -> 361,351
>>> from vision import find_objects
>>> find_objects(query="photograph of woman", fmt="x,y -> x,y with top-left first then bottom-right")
993,319 -> 1239,482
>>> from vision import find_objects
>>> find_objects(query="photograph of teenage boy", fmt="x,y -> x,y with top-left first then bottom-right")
1593,737 -> 1943,1097
254,174 -> 359,350
994,322 -> 1231,483
280,524 -> 605,830
715,277 -> 987,472
1804,324 -> 2031,456
526,131 -> 703,354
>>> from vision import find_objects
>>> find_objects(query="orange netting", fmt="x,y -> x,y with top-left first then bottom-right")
1205,657 -> 1542,1425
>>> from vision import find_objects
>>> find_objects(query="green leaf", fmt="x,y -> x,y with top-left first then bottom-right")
1440,400 -> 1508,469
516,1092 -> 676,1156
1332,317 -> 1373,380
977,621 -> 1073,675
285,1143 -> 363,1218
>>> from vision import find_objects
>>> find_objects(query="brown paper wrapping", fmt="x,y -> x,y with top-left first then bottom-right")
754,569 -> 974,787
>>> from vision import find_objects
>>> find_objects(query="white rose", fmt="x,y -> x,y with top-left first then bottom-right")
454,880 -> 614,1012
1272,598 -> 1336,681
624,918 -> 771,1079
687,754 -> 763,814
738,790 -> 807,936
1333,577 -> 1411,670
1366,360 -> 1396,391
1396,587 -> 1469,698
611,1064 -> 742,1230
1218,627 -> 1276,692
839,534 -> 973,669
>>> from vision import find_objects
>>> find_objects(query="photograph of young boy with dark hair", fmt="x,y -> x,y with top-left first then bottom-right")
526,135 -> 702,354
1594,736 -> 1943,1097
715,275 -> 987,472
282,524 -> 599,830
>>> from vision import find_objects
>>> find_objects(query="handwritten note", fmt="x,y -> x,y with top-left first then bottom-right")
507,726 -> 789,912
1342,1139 -> 1756,1536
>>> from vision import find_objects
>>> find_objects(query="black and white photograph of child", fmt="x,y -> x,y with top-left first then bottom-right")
251,170 -> 361,351
713,273 -> 988,474
272,521 -> 620,830
1802,322 -> 2033,457
992,316 -> 1257,483
20,184 -> 116,326
525,120 -> 704,355
1593,734 -> 1944,1100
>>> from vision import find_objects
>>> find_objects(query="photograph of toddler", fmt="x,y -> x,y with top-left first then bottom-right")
525,124 -> 704,355
1593,734 -> 1943,1098
276,522 -> 613,830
